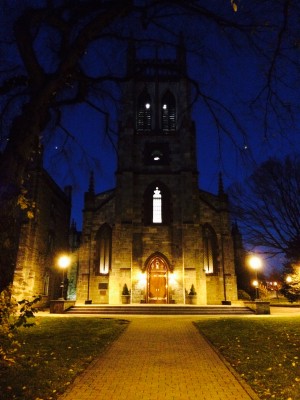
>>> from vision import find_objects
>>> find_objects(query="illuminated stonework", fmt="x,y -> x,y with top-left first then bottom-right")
152,187 -> 162,223
76,43 -> 238,305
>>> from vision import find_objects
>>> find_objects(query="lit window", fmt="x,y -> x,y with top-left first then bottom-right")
137,90 -> 152,132
151,149 -> 163,161
204,237 -> 214,273
144,183 -> 171,225
161,91 -> 176,132
144,143 -> 170,166
203,225 -> 218,273
96,224 -> 112,275
153,187 -> 162,223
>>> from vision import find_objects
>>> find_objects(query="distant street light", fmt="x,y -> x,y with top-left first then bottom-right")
58,255 -> 71,300
286,276 -> 292,283
248,255 -> 262,300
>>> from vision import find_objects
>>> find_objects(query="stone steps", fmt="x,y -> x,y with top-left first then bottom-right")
66,305 -> 254,315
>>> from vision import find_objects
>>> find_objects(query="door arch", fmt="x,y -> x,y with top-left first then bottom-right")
147,255 -> 169,304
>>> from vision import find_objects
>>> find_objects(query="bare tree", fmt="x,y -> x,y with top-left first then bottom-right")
229,154 -> 300,258
1,0 -> 300,290
1,1 -> 300,180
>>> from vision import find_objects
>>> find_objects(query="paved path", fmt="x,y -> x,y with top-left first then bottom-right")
58,316 -> 259,400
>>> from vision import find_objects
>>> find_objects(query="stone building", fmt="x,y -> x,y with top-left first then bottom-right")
75,44 -> 238,305
12,145 -> 71,305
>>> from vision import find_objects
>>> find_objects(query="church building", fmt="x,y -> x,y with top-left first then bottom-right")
12,144 -> 72,305
75,43 -> 238,305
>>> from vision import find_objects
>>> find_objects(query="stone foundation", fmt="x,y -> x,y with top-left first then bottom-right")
244,301 -> 270,314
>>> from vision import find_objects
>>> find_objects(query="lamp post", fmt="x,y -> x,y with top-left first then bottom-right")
58,255 -> 71,300
248,255 -> 262,300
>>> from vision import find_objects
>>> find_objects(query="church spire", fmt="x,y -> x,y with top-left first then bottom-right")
218,172 -> 225,196
70,219 -> 76,231
231,220 -> 240,236
88,171 -> 95,195
85,171 -> 95,208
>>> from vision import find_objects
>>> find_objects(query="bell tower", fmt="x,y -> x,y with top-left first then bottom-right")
112,39 -> 204,304
116,40 -> 199,225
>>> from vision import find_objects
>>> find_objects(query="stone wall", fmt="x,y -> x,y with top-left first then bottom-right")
13,170 -> 71,304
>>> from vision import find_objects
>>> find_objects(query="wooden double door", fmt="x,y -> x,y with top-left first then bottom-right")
147,256 -> 168,304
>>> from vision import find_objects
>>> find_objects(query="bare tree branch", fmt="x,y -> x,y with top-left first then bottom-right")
230,155 -> 300,258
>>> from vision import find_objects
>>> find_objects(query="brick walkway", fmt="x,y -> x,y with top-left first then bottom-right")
58,316 -> 259,400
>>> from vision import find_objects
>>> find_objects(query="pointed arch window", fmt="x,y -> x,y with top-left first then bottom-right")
153,187 -> 162,223
137,89 -> 152,132
161,90 -> 176,133
203,225 -> 218,274
144,183 -> 171,225
96,224 -> 112,275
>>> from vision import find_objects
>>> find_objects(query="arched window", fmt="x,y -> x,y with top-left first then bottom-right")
137,89 -> 152,132
144,183 -> 171,225
153,187 -> 162,223
161,90 -> 176,133
96,224 -> 112,275
203,225 -> 219,274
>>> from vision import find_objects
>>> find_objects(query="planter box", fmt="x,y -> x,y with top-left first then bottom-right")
222,300 -> 232,305
121,295 -> 131,304
186,295 -> 197,305
50,300 -> 75,314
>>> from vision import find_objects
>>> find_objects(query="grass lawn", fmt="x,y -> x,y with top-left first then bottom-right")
2,315 -> 300,400
195,316 -> 300,400
0,317 -> 129,400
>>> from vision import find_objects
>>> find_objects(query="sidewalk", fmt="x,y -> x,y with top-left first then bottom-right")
58,316 -> 259,400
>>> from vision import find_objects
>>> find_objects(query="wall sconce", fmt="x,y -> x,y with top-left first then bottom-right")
137,271 -> 146,288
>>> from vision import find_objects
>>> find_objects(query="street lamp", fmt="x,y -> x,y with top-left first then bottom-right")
252,280 -> 259,297
58,254 -> 71,300
248,255 -> 262,300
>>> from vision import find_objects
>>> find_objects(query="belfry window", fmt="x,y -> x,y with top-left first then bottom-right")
96,224 -> 112,275
137,90 -> 152,132
153,187 -> 162,223
203,225 -> 218,274
161,91 -> 176,133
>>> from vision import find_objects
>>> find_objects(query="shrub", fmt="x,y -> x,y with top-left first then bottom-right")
0,286 -> 41,365
122,283 -> 130,295
189,284 -> 197,295
238,289 -> 252,300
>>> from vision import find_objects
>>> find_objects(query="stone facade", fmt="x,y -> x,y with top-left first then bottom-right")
13,158 -> 71,306
76,44 -> 238,305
